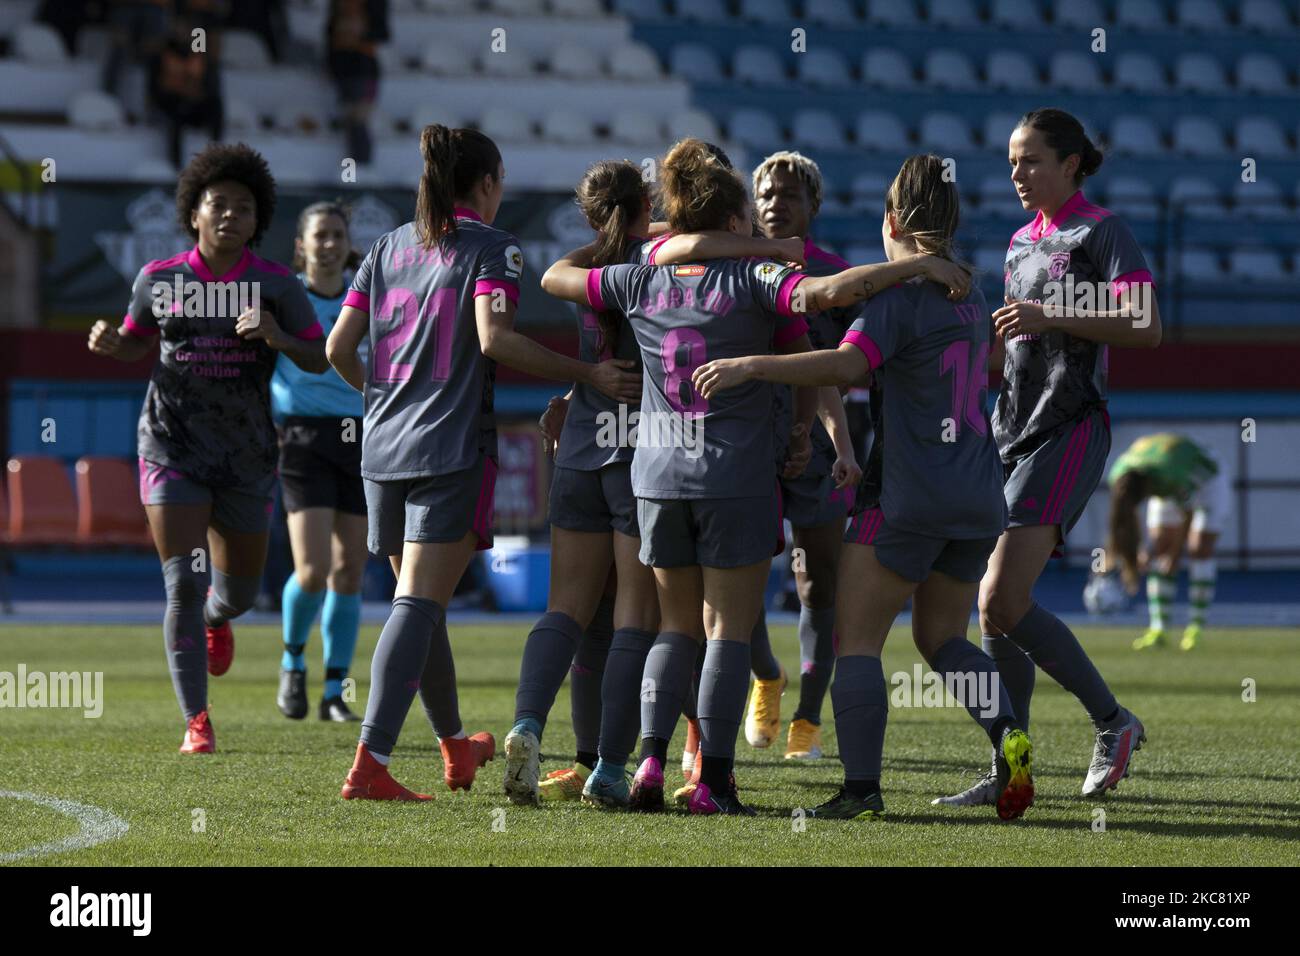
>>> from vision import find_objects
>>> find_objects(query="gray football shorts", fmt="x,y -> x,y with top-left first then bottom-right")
843,506 -> 997,584
638,491 -> 783,570
1004,408 -> 1111,550
780,469 -> 854,530
137,457 -> 275,534
364,455 -> 497,557
548,462 -> 638,537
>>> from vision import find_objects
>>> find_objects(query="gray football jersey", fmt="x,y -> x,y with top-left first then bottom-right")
590,258 -> 809,500
994,191 -> 1152,463
842,281 -> 1006,539
124,246 -> 322,486
554,236 -> 652,472
345,211 -> 523,480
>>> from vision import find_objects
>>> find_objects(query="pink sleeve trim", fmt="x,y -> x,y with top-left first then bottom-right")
475,279 -> 519,304
122,313 -> 157,337
646,233 -> 674,265
585,268 -> 606,311
775,273 -> 806,318
342,290 -> 370,313
1109,269 -> 1154,296
841,330 -> 883,370
773,316 -> 809,349
294,321 -> 324,341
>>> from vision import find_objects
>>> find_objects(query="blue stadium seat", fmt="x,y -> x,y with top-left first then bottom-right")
1236,53 -> 1290,95
927,0 -> 981,28
1229,248 -> 1287,281
979,174 -> 1024,216
1235,116 -> 1292,159
548,44 -> 603,80
1172,115 -> 1227,157
734,46 -> 787,85
729,108 -> 785,147
739,0 -> 794,23
1114,53 -> 1167,93
1051,0 -> 1106,30
1176,248 -> 1225,283
1175,53 -> 1229,94
866,0 -> 920,27
793,110 -> 847,150
608,43 -> 662,81
805,0 -> 862,26
924,49 -> 979,90
986,50 -> 1040,90
991,0 -> 1042,28
611,0 -> 667,15
1177,0 -> 1227,32
974,245 -> 1007,275
551,0 -> 604,16
1169,176 -> 1226,218
1109,114 -> 1165,156
1116,0 -> 1168,31
862,48 -> 918,89
676,0 -> 729,22
1232,178 -> 1291,220
982,111 -> 1020,148
1240,0 -> 1292,32
851,171 -> 892,207
671,44 -> 725,84
1103,176 -> 1160,219
799,48 -> 853,88
610,110 -> 662,144
855,110 -> 911,150
1049,51 -> 1105,93
919,111 -> 974,152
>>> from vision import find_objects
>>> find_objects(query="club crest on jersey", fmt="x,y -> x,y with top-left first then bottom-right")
1047,251 -> 1071,280
504,245 -> 524,279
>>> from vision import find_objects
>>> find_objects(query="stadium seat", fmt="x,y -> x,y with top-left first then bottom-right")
866,0 -> 920,27
612,0 -> 667,15
734,46 -> 787,85
542,110 -> 594,144
548,44 -> 602,80
1051,0 -> 1106,30
223,97 -> 260,134
1229,248 -> 1287,281
1114,53 -> 1167,93
1236,53 -> 1290,95
1175,247 -> 1224,282
480,107 -> 534,142
974,245 -> 1007,275
1115,0 -> 1168,30
551,0 -> 605,16
979,174 -> 1025,216
1177,0 -> 1227,32
1104,176 -> 1160,219
862,48 -> 917,90
15,22 -> 68,63
1169,176 -> 1227,219
481,47 -> 536,78
729,108 -> 784,148
670,44 -> 724,84
981,112 -> 1020,148
1109,115 -> 1165,156
275,102 -> 330,136
986,51 -> 1040,91
488,0 -> 547,14
855,110 -> 910,151
1175,53 -> 1229,94
1240,0 -> 1291,32
799,49 -> 853,88
610,110 -> 662,145
67,91 -> 127,132
665,108 -> 721,142
924,49 -> 979,91
1235,116 -> 1292,159
991,0 -> 1039,28
739,0 -> 793,23
851,171 -> 892,207
1232,179 -> 1290,220
6,457 -> 77,546
412,106 -> 468,133
608,43 -> 662,82
1049,51 -> 1104,93
74,457 -> 151,548
927,0 -> 980,28
792,110 -> 847,151
221,30 -> 272,69
806,0 -> 861,26
919,112 -> 974,152
677,0 -> 730,22
1172,116 -> 1228,157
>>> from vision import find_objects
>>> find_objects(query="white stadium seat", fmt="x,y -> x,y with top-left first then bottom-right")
862,48 -> 917,90
549,44 -> 602,80
15,22 -> 68,63
1176,248 -> 1225,283
1175,53 -> 1229,94
792,110 -> 847,150
1177,0 -> 1227,32
1049,51 -> 1105,93
223,97 -> 260,134
729,108 -> 784,147
928,0 -> 980,28
67,91 -> 127,132
1236,53 -> 1290,95
671,44 -> 724,84
1240,0 -> 1291,32
274,102 -> 329,136
608,44 -> 662,82
421,43 -> 473,76
542,110 -> 594,144
610,110 -> 662,145
1109,115 -> 1165,156
551,0 -> 605,17
919,112 -> 974,152
1169,177 -> 1226,219
480,107 -> 533,143
1235,116 -> 1292,159
1229,248 -> 1287,281
986,51 -> 1040,91
734,46 -> 787,85
924,49 -> 979,91
1114,53 -> 1167,93
799,49 -> 852,88
1172,116 -> 1228,157
806,0 -> 860,26
1052,0 -> 1106,30
866,0 -> 920,27
739,0 -> 793,23
665,109 -> 721,143
1116,0 -> 1167,30
855,110 -> 910,151
1232,179 -> 1290,220
982,112 -> 1020,148
481,48 -> 536,78
221,30 -> 271,69
412,106 -> 468,133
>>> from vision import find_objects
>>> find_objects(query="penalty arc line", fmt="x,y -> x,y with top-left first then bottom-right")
0,790 -> 130,863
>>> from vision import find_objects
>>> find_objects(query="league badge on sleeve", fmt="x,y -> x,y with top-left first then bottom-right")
504,244 -> 524,279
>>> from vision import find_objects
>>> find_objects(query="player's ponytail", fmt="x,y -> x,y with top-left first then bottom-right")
1107,471 -> 1149,592
415,125 -> 503,250
885,154 -> 966,267
575,159 -> 650,357
659,137 -> 748,234
292,200 -> 361,272
1017,108 -> 1104,185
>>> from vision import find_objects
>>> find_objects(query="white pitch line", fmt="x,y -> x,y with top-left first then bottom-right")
0,791 -> 129,864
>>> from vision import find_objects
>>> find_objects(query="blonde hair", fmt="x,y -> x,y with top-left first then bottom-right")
751,150 -> 824,217
659,138 -> 749,234
885,154 -> 963,264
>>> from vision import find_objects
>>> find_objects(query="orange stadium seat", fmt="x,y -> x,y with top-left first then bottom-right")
75,457 -> 153,548
6,456 -> 79,546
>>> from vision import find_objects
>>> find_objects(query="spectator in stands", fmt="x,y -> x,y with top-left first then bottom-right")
227,0 -> 289,63
325,0 -> 389,167
102,0 -> 173,97
37,0 -> 95,57
149,19 -> 224,169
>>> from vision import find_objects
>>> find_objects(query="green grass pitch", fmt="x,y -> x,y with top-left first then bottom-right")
1,623 -> 1296,866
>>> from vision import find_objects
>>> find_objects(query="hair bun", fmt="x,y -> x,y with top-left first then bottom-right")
1080,142 -> 1104,178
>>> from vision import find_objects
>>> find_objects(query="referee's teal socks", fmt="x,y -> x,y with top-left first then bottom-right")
322,590 -> 361,699
281,575 -> 325,671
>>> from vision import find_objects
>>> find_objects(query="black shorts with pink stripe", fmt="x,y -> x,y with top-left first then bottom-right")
363,454 -> 497,556
844,506 -> 997,584
1003,407 -> 1111,545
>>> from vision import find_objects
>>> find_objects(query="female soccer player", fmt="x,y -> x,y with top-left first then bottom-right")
88,143 -> 328,754
1104,432 -> 1226,651
936,108 -> 1161,808
271,201 -> 368,722
510,158 -> 809,806
543,139 -> 967,815
326,125 -> 641,800
694,154 -> 1033,821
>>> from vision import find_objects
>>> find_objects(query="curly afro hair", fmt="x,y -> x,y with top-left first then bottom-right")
175,142 -> 277,245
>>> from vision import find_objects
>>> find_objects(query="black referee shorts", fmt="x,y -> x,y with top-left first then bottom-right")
277,415 -> 366,515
